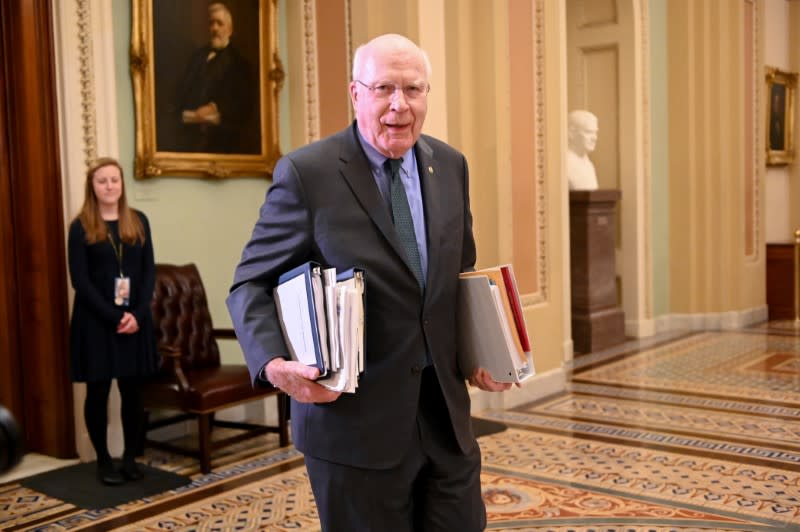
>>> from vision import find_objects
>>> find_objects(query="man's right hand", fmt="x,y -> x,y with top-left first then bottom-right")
264,358 -> 341,404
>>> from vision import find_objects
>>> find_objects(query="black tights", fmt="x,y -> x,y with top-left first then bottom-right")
84,377 -> 143,465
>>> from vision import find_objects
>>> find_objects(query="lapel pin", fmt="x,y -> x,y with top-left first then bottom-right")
428,166 -> 433,174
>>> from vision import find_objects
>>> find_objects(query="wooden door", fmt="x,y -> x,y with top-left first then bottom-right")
0,0 -> 75,458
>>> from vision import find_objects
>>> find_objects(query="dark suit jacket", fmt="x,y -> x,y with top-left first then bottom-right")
227,122 -> 477,469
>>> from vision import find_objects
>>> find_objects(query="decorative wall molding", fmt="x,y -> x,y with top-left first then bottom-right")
345,0 -> 353,124
746,0 -> 761,261
76,0 -> 97,165
522,0 -> 549,307
303,0 -> 320,143
753,1 -> 761,260
639,0 -> 653,319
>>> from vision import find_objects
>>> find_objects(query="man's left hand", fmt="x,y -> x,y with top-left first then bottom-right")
468,367 -> 515,392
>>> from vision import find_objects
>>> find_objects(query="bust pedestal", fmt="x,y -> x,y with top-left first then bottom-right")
766,242 -> 797,320
569,189 -> 625,354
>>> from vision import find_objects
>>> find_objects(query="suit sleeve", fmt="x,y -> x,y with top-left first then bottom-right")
227,155 -> 314,385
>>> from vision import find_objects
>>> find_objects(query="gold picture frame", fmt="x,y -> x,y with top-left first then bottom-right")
130,0 -> 283,179
765,66 -> 797,166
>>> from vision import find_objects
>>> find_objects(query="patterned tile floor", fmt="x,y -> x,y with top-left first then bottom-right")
2,323 -> 800,530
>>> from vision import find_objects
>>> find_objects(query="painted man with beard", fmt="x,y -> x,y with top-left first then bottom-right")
172,2 -> 258,154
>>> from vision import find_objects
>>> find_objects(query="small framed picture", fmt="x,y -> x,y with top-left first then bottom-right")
765,66 -> 797,166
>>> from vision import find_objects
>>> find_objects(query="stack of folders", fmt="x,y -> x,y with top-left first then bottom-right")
273,261 -> 366,393
457,264 -> 534,383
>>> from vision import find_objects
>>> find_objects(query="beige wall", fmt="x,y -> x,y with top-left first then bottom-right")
666,0 -> 764,316
315,0 -> 351,138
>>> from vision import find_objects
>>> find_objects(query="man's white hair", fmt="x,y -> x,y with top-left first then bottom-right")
351,34 -> 432,81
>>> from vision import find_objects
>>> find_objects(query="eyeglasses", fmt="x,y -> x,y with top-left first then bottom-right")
355,80 -> 430,100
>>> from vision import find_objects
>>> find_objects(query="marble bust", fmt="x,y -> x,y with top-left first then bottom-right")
566,110 -> 599,190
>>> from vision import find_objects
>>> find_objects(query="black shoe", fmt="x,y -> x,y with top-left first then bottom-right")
97,461 -> 125,486
121,459 -> 143,481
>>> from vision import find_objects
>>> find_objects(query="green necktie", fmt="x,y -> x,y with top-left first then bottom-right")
387,158 -> 424,291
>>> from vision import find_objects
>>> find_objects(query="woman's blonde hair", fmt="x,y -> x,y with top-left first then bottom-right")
76,157 -> 145,245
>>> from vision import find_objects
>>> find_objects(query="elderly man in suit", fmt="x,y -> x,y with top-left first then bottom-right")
227,33 -> 510,531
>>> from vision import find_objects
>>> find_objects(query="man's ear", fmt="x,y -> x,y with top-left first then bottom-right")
349,82 -> 359,110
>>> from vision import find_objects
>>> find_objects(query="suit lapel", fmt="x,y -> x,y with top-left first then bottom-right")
338,126 -> 443,294
338,125 -> 408,266
415,137 -> 443,299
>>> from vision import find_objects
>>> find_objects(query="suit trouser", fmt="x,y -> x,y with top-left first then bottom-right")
304,366 -> 486,532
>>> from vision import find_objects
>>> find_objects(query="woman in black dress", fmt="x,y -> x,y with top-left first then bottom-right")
68,157 -> 157,485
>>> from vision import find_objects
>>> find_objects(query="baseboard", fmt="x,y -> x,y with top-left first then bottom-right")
562,338 -> 574,363
470,366 -> 566,414
625,317 -> 655,338
145,397 -> 281,443
644,305 -> 769,334
217,397 -> 282,426
146,417 -> 193,443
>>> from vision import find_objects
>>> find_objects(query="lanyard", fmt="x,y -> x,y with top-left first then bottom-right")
107,233 -> 124,276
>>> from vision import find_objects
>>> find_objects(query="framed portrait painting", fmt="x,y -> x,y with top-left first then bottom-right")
130,0 -> 283,179
765,66 -> 797,166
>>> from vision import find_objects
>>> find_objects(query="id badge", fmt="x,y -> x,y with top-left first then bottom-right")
114,276 -> 131,307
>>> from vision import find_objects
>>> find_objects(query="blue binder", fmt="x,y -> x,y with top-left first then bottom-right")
274,261 -> 328,376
